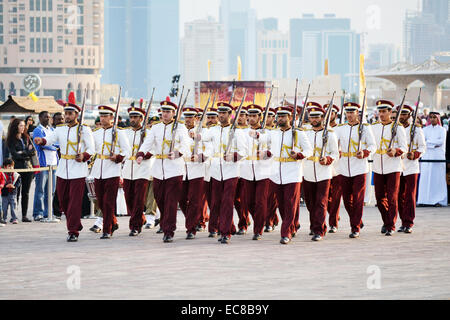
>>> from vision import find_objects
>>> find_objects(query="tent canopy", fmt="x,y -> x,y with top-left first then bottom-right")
0,95 -> 63,115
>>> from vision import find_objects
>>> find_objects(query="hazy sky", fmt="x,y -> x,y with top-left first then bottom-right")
180,0 -> 421,50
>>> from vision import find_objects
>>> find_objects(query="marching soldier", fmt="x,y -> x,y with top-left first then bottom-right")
235,107 -> 250,235
269,106 -> 312,245
326,103 -> 342,233
180,107 -> 208,240
372,100 -> 407,236
136,100 -> 190,243
302,103 -> 339,241
122,106 -> 152,236
199,102 -> 248,244
198,108 -> 220,232
91,105 -> 131,239
241,104 -> 273,240
398,105 -> 426,233
335,102 -> 376,238
34,102 -> 95,242
144,116 -> 160,230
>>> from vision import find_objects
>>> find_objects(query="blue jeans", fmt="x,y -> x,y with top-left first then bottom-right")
3,194 -> 17,221
32,169 -> 56,218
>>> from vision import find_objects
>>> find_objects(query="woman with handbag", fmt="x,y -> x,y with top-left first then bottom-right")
6,118 -> 38,223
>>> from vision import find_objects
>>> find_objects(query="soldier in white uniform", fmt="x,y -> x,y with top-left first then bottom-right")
371,100 -> 408,236
34,102 -> 95,242
136,100 -> 190,243
335,102 -> 376,238
269,106 -> 313,245
91,105 -> 132,239
122,106 -> 152,236
398,105 -> 426,233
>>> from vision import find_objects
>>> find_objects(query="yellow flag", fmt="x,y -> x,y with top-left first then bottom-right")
208,60 -> 211,81
237,56 -> 242,81
29,91 -> 39,102
324,59 -> 329,76
359,54 -> 366,106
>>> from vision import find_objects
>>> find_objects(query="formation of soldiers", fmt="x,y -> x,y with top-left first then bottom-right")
33,88 -> 427,244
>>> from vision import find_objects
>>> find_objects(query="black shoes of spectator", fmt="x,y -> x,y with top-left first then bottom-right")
22,217 -> 32,223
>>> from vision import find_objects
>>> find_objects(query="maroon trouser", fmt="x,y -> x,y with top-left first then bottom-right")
398,174 -> 418,228
235,178 -> 250,231
243,179 -> 270,235
153,176 -> 183,238
340,174 -> 366,233
265,183 -> 279,227
327,176 -> 342,228
272,182 -> 301,239
303,180 -> 331,237
211,178 -> 239,238
123,179 -> 149,232
199,180 -> 211,228
56,177 -> 85,237
179,178 -> 205,234
95,177 -> 120,235
374,172 -> 401,232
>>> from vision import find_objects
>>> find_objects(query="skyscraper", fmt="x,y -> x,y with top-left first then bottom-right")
289,14 -> 350,79
219,0 -> 257,80
422,0 -> 449,25
103,0 -> 179,100
0,0 -> 104,103
181,17 -> 226,103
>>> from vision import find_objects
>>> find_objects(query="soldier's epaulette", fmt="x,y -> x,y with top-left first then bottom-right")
56,124 -> 67,127
152,121 -> 161,126
179,120 -> 185,124
295,127 -> 305,131
82,124 -> 90,127
337,123 -> 346,127
93,127 -> 102,132
372,122 -> 381,125
362,123 -> 370,126
118,127 -> 128,130
328,129 -> 334,133
236,125 -> 249,129
207,124 -> 218,128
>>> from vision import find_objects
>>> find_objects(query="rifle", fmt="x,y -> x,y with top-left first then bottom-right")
192,90 -> 215,156
76,88 -> 87,154
297,83 -> 311,129
357,88 -> 367,152
291,78 -> 299,149
408,88 -> 422,154
388,88 -> 408,149
138,87 -> 156,151
110,86 -> 122,157
225,89 -> 248,156
339,90 -> 346,124
169,89 -> 191,153
229,81 -> 236,104
320,91 -> 336,158
260,85 -> 274,132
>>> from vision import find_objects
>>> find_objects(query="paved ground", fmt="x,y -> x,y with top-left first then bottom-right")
0,205 -> 449,300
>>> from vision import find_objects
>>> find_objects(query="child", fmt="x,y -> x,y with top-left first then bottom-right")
2,159 -> 21,224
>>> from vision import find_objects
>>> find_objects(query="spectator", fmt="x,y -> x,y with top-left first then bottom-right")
7,118 -> 36,222
1,159 -> 20,225
417,112 -> 448,207
52,112 -> 64,128
32,111 -> 58,221
0,166 -> 5,226
25,116 -> 36,138
0,117 -> 3,166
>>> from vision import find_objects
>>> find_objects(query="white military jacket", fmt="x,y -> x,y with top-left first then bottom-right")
91,127 -> 131,180
269,128 -> 313,185
183,125 -> 206,181
335,123 -> 377,178
138,121 -> 190,180
401,123 -> 426,176
303,129 -> 339,183
202,124 -> 248,181
203,125 -> 217,183
371,122 -> 408,175
122,127 -> 152,181
240,127 -> 273,182
43,123 -> 95,180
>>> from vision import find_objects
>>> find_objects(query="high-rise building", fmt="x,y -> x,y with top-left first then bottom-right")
289,14 -> 350,79
0,0 -> 104,104
219,0 -> 257,79
103,0 -> 179,100
258,18 -> 278,32
181,17 -> 226,104
256,29 -> 289,80
366,43 -> 400,70
422,0 -> 449,25
302,30 -> 360,93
